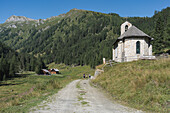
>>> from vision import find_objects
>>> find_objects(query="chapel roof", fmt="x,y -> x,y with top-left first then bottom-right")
118,25 -> 152,39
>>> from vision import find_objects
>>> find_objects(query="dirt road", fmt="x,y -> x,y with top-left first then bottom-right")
30,79 -> 143,113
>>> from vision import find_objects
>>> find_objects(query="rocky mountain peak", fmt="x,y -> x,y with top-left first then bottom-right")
5,15 -> 36,23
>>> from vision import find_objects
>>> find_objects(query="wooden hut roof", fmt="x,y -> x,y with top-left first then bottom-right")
42,69 -> 50,73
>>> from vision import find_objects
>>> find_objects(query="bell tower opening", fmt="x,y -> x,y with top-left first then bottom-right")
125,25 -> 128,32
121,21 -> 132,35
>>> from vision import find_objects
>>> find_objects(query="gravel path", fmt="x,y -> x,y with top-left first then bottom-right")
30,79 -> 143,113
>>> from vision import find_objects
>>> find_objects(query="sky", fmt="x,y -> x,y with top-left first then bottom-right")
0,0 -> 169,23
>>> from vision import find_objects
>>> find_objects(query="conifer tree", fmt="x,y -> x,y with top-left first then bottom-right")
0,57 -> 4,81
35,55 -> 46,74
9,55 -> 17,78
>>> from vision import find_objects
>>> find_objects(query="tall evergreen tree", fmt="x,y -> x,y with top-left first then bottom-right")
9,55 -> 17,78
35,55 -> 46,74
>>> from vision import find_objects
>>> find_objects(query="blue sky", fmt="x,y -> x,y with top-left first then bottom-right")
0,0 -> 169,23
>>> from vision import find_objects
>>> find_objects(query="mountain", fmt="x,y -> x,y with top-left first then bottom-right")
0,7 -> 169,68
5,15 -> 36,23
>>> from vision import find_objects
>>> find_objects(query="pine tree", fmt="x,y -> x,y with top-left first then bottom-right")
9,55 -> 17,78
153,15 -> 165,53
35,55 -> 46,74
30,56 -> 35,71
0,57 -> 4,81
35,65 -> 41,75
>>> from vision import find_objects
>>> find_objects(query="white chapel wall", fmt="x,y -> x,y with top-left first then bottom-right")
124,37 -> 145,62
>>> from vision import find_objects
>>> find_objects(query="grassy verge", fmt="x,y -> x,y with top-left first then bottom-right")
92,58 -> 170,112
0,64 -> 94,113
48,63 -> 94,77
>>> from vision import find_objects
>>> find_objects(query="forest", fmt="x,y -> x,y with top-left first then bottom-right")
0,7 -> 169,80
0,42 -> 46,81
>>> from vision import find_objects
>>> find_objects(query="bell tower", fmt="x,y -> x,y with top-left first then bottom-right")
121,21 -> 132,35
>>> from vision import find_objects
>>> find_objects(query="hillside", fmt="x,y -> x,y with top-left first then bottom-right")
92,59 -> 170,112
0,7 -> 170,68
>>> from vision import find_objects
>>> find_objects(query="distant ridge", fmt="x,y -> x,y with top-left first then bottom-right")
5,15 -> 36,23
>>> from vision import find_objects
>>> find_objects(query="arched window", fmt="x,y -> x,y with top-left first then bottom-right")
125,25 -> 128,32
136,41 -> 140,54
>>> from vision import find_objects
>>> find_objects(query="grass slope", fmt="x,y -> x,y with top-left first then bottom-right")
93,58 -> 170,112
48,63 -> 94,77
0,64 -> 94,112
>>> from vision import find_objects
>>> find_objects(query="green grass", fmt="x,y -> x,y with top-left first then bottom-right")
93,58 -> 170,112
76,81 -> 81,89
48,63 -> 94,77
81,101 -> 89,105
0,73 -> 71,112
0,64 -> 94,113
78,96 -> 84,101
80,92 -> 86,96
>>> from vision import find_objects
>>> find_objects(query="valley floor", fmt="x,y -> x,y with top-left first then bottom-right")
30,79 -> 143,113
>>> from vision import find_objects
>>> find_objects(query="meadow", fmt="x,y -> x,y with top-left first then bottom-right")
0,64 -> 94,113
93,58 -> 170,112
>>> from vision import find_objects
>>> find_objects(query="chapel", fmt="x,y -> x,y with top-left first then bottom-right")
112,21 -> 155,62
